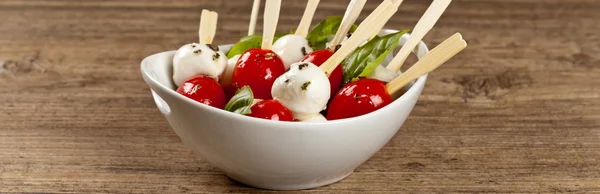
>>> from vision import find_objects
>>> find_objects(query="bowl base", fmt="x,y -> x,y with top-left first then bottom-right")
225,170 -> 354,191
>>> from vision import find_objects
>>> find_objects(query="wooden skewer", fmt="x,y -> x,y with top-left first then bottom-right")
369,0 -> 404,39
199,9 -> 211,44
261,0 -> 281,50
386,0 -> 452,72
385,33 -> 466,94
198,10 -> 218,44
248,0 -> 261,36
208,11 -> 218,44
319,0 -> 399,75
328,0 -> 366,50
359,0 -> 395,35
295,0 -> 320,38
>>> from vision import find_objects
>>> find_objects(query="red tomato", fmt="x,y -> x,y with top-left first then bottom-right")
222,85 -> 236,102
326,78 -> 392,120
176,76 -> 227,109
249,100 -> 294,121
301,49 -> 344,95
232,48 -> 286,99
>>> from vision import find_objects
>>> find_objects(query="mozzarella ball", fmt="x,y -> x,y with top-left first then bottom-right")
300,113 -> 327,123
219,54 -> 240,87
271,62 -> 330,120
368,65 -> 400,83
172,43 -> 227,87
272,34 -> 313,70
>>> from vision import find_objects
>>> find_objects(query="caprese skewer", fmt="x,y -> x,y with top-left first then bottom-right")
220,0 -> 262,98
231,0 -> 286,99
328,33 -> 467,120
174,10 -> 228,109
272,0 -> 320,70
172,10 -> 226,87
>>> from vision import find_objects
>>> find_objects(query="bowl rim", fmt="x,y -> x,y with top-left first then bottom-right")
141,29 -> 429,126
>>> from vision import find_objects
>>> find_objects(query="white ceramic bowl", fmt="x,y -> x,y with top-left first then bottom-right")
141,29 -> 429,190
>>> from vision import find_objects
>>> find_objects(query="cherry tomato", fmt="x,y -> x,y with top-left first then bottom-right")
326,78 -> 392,120
222,85 -> 236,102
232,48 -> 286,99
301,49 -> 344,96
177,76 -> 226,109
249,100 -> 294,121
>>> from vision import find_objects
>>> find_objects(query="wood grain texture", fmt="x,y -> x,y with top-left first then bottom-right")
1,0 -> 599,193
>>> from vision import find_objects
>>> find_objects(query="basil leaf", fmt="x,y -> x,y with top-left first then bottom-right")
224,86 -> 254,115
306,16 -> 357,50
342,30 -> 408,84
227,35 -> 262,58
226,33 -> 289,58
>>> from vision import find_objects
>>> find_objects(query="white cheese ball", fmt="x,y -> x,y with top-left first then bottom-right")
272,34 -> 313,70
368,65 -> 401,83
172,43 -> 227,87
271,62 -> 330,120
219,54 -> 240,87
300,113 -> 327,122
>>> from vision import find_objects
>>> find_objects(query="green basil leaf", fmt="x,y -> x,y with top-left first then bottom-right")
306,16 -> 358,50
227,35 -> 262,58
224,86 -> 254,115
226,33 -> 289,58
342,30 -> 408,84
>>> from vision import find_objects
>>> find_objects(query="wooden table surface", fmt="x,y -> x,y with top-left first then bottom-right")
1,0 -> 599,193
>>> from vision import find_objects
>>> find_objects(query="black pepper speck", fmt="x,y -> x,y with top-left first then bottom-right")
334,45 -> 342,52
207,44 -> 219,51
301,81 -> 311,91
298,63 -> 309,70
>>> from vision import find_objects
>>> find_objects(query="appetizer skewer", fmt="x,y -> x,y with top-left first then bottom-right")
221,0 -> 262,98
327,33 -> 467,120
175,10 -> 227,109
173,10 -> 226,87
272,0 -> 320,69
232,0 -> 286,99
